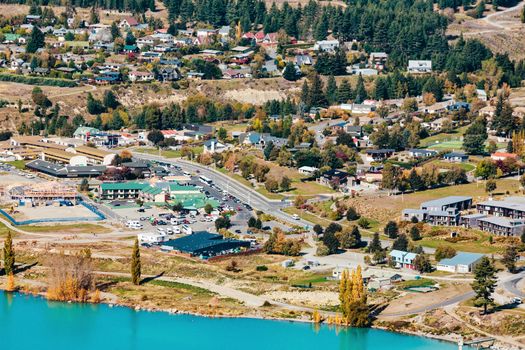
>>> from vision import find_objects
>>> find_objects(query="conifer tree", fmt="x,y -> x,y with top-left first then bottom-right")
471,256 -> 496,314
326,75 -> 337,105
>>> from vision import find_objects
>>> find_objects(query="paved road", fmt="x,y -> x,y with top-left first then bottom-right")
501,270 -> 525,298
133,153 -> 313,229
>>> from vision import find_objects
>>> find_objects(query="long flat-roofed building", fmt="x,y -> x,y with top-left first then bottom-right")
73,146 -> 116,165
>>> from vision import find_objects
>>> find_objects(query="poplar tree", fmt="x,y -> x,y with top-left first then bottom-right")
339,266 -> 369,326
3,231 -> 15,276
131,238 -> 141,285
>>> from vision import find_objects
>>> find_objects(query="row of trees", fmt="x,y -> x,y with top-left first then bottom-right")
382,163 -> 468,193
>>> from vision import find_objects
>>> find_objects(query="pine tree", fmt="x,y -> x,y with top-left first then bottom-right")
368,232 -> 382,253
392,234 -> 408,251
384,221 -> 399,239
131,238 -> 141,285
26,27 -> 45,54
471,256 -> 497,314
326,75 -> 337,105
308,74 -> 327,107
336,79 -> 352,103
354,74 -> 367,104
283,61 -> 298,81
346,207 -> 360,221
501,244 -> 518,273
410,226 -> 421,241
3,231 -> 15,276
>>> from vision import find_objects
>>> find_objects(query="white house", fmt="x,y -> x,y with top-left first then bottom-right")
314,40 -> 340,52
298,166 -> 319,175
203,139 -> 229,153
407,60 -> 432,74
436,252 -> 483,273
128,71 -> 154,82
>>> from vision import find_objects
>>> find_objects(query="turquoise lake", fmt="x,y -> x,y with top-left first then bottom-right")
0,292 -> 466,350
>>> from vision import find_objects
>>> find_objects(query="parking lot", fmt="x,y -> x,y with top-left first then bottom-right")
99,162 -> 298,239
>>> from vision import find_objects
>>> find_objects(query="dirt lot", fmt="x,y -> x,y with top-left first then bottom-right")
13,204 -> 101,221
381,283 -> 470,316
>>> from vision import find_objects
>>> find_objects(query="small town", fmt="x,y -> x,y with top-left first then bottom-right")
0,0 -> 524,349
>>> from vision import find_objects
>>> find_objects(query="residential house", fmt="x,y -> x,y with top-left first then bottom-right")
157,67 -> 180,82
442,152 -> 468,163
203,139 -> 229,153
407,60 -> 432,74
295,54 -> 313,66
318,169 -> 349,189
339,103 -> 376,114
119,16 -> 139,29
369,52 -> 388,70
389,250 -> 418,269
408,149 -> 438,159
129,71 -> 154,82
298,166 -> 319,176
314,40 -> 340,52
490,152 -> 518,161
365,149 -> 395,162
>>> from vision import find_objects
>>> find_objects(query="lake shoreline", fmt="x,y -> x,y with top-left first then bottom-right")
2,286 -> 464,348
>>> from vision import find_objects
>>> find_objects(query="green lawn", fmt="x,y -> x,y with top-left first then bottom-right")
419,126 -> 467,148
420,231 -> 503,254
428,160 -> 476,172
427,140 -> 464,151
400,278 -> 436,289
5,160 -> 26,170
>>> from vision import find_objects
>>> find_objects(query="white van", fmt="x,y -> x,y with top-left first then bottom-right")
181,225 -> 192,235
292,214 -> 300,220
183,171 -> 191,177
138,233 -> 166,244
127,220 -> 143,230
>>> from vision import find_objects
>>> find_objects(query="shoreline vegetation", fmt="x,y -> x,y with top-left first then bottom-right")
0,284 -> 463,347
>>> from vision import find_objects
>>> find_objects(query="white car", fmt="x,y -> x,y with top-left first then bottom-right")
292,214 -> 300,220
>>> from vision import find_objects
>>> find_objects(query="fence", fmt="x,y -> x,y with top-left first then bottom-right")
0,200 -> 105,226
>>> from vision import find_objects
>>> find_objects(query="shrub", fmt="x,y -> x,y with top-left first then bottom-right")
357,217 -> 370,229
256,265 -> 268,271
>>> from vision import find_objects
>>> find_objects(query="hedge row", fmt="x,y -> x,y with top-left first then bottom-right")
0,74 -> 77,87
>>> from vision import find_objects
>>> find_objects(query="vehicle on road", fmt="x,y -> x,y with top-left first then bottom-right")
512,297 -> 522,304
292,214 -> 300,220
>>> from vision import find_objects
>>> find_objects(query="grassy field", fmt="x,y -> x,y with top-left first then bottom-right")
19,223 -> 111,234
427,140 -> 464,151
428,160 -> 476,172
420,231 -> 503,254
419,126 -> 468,148
282,206 -> 379,233
360,179 -> 521,217
5,160 -> 26,170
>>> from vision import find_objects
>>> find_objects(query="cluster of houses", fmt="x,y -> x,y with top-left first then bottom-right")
403,195 -> 525,237
0,10 -> 447,84
331,250 -> 484,290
